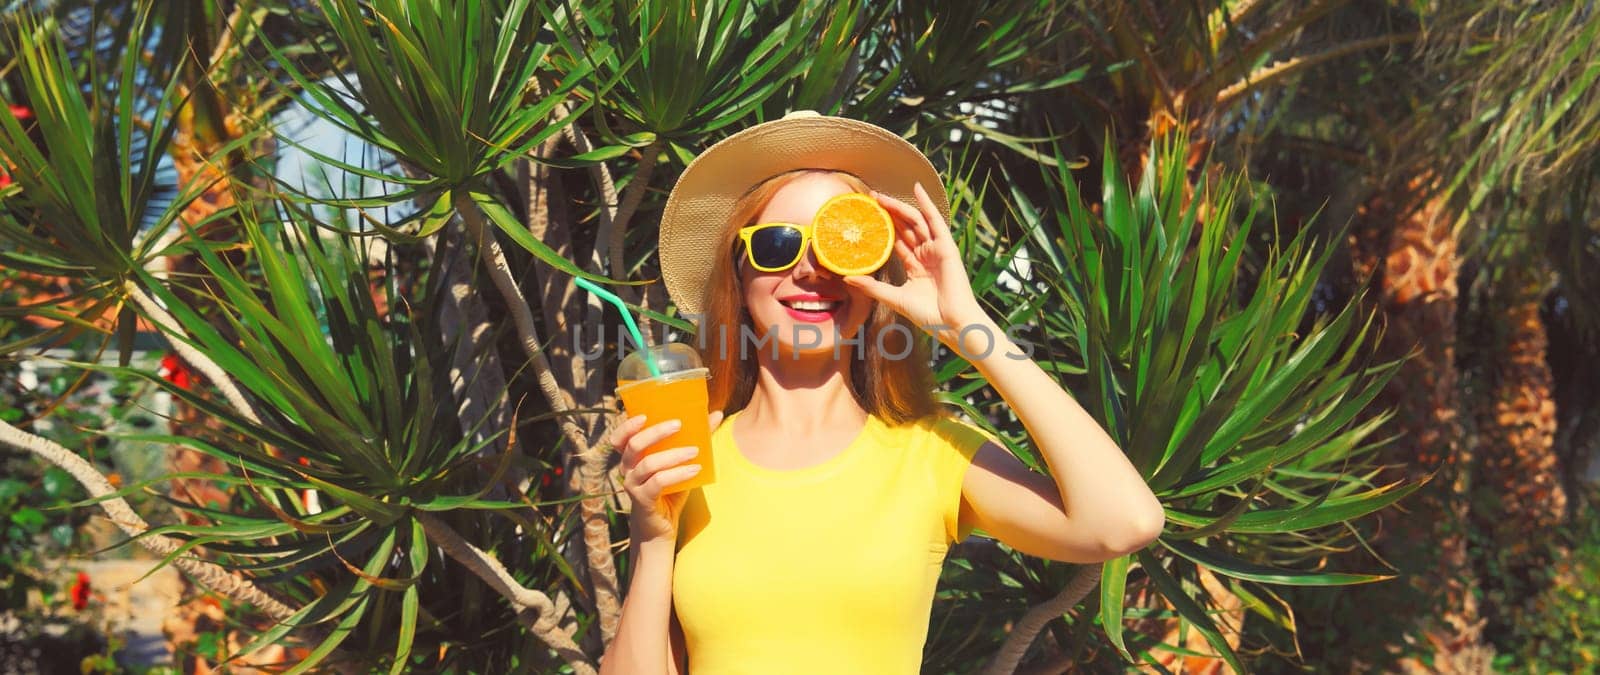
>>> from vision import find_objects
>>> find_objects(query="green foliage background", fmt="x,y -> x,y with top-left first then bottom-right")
1,1 -> 1598,673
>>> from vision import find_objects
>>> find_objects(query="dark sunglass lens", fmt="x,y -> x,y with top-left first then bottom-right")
750,226 -> 804,269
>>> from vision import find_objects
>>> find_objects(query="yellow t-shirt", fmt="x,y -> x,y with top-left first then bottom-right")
672,408 -> 994,674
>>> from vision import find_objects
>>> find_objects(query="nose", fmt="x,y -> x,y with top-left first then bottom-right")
791,245 -> 836,280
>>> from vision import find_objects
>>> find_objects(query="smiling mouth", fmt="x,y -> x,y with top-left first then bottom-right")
780,299 -> 841,313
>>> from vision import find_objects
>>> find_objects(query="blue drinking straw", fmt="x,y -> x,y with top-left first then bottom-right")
573,277 -> 661,378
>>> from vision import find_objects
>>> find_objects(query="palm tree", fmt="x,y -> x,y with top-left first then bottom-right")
1201,3 -> 1492,667
1416,4 -> 1600,659
1215,2 -> 1600,670
1428,0 -> 1599,542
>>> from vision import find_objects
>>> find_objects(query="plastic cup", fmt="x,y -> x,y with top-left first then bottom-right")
617,343 -> 714,494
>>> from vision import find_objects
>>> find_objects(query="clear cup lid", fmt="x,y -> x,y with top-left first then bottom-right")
618,342 -> 704,381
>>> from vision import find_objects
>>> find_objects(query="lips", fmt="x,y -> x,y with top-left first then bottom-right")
778,293 -> 843,322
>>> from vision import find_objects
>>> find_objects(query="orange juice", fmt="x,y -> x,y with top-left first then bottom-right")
618,368 -> 714,493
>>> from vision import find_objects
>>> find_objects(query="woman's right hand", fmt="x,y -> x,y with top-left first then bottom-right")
613,410 -> 725,547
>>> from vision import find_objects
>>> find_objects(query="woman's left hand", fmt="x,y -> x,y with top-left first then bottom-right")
844,182 -> 990,342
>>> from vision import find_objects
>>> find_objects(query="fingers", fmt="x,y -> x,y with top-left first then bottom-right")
609,414 -> 648,449
618,418 -> 683,473
913,182 -> 953,243
637,463 -> 705,503
844,274 -> 898,301
894,238 -> 921,274
629,446 -> 700,485
896,215 -> 920,252
873,189 -> 931,245
707,409 -> 725,432
625,446 -> 704,504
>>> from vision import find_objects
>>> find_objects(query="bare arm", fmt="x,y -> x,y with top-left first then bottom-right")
597,411 -> 720,674
600,540 -> 681,675
941,312 -> 1163,561
853,184 -> 1164,562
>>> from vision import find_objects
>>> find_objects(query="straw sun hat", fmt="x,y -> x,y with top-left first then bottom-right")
658,110 -> 952,316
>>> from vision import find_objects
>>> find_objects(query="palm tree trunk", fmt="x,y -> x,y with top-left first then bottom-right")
1474,270 -> 1567,543
1349,175 -> 1491,672
1468,266 -> 1567,650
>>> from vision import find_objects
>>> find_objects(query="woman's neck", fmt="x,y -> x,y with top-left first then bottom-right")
742,347 -> 867,435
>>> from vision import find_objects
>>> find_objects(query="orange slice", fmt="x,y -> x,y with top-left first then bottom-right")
812,192 -> 895,276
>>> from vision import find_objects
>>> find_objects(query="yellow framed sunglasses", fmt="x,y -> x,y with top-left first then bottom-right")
736,221 -> 816,273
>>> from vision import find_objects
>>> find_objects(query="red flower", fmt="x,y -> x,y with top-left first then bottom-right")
4,104 -> 30,189
158,353 -> 195,390
69,571 -> 91,610
4,101 -> 32,185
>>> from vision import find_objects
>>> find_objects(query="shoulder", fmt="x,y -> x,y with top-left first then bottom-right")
930,411 -> 998,445
887,410 -> 998,457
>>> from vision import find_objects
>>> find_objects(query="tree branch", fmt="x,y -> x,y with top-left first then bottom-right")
453,192 -> 625,645
559,114 -> 619,252
609,140 -> 661,284
414,512 -> 595,674
984,563 -> 1103,675
1215,33 -> 1421,107
133,225 -> 267,427
0,418 -> 297,622
559,114 -> 659,347
207,3 -> 268,68
124,281 -> 264,426
1207,0 -> 1265,52
1199,0 -> 1347,96
522,152 -> 626,645
605,141 -> 663,345
428,224 -> 515,463
453,193 -> 589,452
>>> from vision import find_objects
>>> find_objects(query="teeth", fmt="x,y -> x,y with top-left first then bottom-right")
787,300 -> 838,312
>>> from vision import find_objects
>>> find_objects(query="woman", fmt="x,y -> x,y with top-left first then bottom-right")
599,112 -> 1163,674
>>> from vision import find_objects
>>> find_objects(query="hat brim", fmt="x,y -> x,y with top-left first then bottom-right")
659,114 -> 950,317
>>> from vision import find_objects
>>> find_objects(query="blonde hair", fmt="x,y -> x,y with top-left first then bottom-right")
695,168 -> 937,425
